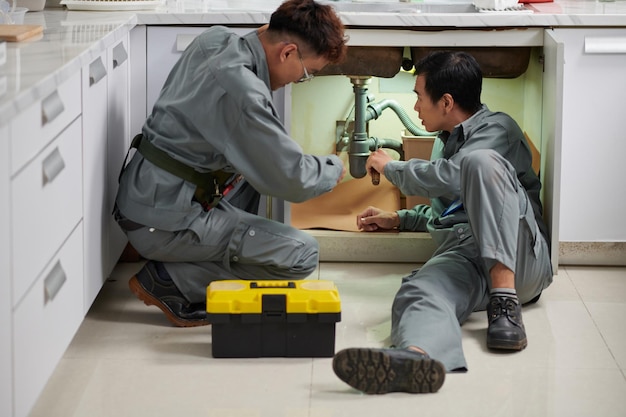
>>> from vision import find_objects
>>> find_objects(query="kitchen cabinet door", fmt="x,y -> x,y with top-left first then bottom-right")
82,51 -> 109,312
13,224 -> 84,417
107,36 -> 131,273
550,29 -> 626,243
542,29 -> 565,272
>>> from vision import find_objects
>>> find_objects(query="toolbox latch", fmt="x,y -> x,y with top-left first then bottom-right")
262,294 -> 287,321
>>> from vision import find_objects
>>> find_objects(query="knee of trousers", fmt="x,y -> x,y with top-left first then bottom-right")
459,149 -> 517,191
289,229 -> 320,274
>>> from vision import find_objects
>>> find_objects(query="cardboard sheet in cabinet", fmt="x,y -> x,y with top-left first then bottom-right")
0,25 -> 43,42
290,175 -> 401,232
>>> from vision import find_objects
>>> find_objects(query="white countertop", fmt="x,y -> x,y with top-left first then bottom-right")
134,0 -> 626,27
1,0 -> 626,126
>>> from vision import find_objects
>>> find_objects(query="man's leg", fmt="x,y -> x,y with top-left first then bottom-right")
391,247 -> 487,372
460,149 -> 553,350
333,246 -> 486,394
123,182 -> 320,325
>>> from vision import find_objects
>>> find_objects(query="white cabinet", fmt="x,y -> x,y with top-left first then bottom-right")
4,74 -> 84,417
9,75 -> 82,177
0,124 -> 12,417
0,33 -> 132,417
107,37 -> 131,273
82,50 -> 110,312
544,28 -> 626,243
13,222 -> 84,417
82,36 -> 130,312
11,111 -> 84,305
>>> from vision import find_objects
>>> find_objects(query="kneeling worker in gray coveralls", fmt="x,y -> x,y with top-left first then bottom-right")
114,0 -> 347,327
333,51 -> 554,394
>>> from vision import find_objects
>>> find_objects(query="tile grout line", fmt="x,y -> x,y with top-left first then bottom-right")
563,266 -> 625,377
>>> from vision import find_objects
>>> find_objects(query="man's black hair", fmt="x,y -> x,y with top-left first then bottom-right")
414,51 -> 483,113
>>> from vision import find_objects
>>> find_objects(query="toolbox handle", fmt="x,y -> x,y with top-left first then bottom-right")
250,281 -> 296,289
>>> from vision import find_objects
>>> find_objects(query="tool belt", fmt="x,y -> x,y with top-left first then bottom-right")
124,134 -> 235,211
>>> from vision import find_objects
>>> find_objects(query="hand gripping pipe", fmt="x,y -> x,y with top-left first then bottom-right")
347,76 -> 437,179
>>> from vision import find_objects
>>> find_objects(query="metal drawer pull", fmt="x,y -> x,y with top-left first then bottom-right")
176,34 -> 197,52
584,37 -> 626,54
41,90 -> 64,126
89,56 -> 107,86
112,43 -> 128,68
42,147 -> 66,185
44,261 -> 67,302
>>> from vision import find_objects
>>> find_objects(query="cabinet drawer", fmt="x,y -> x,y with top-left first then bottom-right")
11,118 -> 83,305
13,224 -> 84,417
10,72 -> 81,176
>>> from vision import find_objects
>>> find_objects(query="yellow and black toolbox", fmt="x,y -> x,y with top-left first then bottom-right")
206,280 -> 341,358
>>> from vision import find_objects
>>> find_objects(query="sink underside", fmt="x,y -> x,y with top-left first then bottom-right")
412,47 -> 531,78
318,45 -> 531,79
318,46 -> 405,78
314,3 -> 531,78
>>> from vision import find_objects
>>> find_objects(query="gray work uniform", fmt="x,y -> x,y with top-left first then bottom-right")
383,105 -> 553,372
115,27 -> 343,303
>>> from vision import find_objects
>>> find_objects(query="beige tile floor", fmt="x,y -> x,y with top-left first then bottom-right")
29,262 -> 626,417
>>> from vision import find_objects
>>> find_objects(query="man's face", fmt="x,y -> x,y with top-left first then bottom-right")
270,44 -> 329,91
413,75 -> 445,132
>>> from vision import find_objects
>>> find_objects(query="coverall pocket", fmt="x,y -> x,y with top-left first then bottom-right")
521,207 -> 541,259
231,225 -> 307,267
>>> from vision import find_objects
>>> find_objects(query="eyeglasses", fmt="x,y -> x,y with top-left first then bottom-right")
296,48 -> 314,83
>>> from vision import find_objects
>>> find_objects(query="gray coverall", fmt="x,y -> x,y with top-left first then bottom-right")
115,27 -> 343,303
384,105 -> 553,372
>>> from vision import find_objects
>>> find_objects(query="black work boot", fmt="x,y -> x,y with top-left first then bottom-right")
486,295 -> 527,350
129,261 -> 210,327
332,348 -> 446,394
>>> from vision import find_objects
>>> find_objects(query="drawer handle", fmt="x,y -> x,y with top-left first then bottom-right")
89,57 -> 107,86
41,90 -> 65,126
112,42 -> 128,68
42,147 -> 66,185
176,34 -> 197,52
44,261 -> 67,302
585,37 -> 626,54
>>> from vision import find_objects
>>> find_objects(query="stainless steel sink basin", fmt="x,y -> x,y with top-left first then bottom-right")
322,1 -> 477,14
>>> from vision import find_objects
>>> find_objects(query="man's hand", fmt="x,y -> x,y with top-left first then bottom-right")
366,148 -> 393,184
356,206 -> 400,232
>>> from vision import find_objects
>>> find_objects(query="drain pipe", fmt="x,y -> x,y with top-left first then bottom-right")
369,137 -> 405,160
347,76 -> 435,178
348,76 -> 373,178
366,99 -> 437,137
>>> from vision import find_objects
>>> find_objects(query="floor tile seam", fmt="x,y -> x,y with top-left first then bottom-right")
579,297 -> 624,373
59,355 -> 257,365
583,308 -> 624,374
480,363 -> 622,371
307,359 -> 315,417
560,266 -> 587,303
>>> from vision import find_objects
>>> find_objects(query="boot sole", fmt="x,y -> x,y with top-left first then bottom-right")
333,348 -> 445,394
129,276 -> 210,328
487,337 -> 528,351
